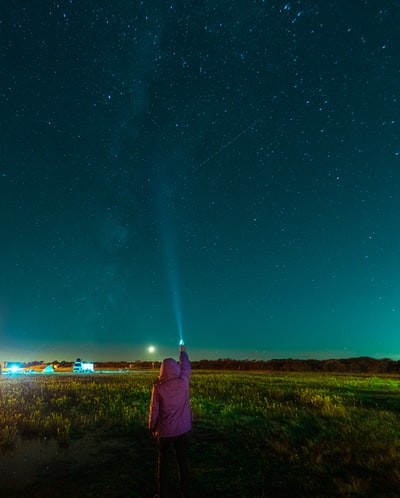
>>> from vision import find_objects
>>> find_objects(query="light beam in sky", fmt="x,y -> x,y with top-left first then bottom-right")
163,236 -> 184,344
155,174 -> 184,345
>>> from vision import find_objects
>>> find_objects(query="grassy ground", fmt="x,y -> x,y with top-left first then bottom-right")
1,371 -> 400,497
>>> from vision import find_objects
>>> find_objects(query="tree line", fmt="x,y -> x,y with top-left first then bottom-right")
20,356 -> 400,374
190,356 -> 400,374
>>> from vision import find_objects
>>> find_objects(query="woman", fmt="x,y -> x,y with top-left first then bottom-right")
149,344 -> 192,498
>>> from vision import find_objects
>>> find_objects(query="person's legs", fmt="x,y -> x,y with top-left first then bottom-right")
157,437 -> 171,498
174,433 -> 191,498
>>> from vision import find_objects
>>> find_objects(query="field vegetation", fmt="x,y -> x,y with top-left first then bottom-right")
1,371 -> 400,497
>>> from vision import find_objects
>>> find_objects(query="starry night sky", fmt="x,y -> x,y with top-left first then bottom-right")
2,1 -> 400,362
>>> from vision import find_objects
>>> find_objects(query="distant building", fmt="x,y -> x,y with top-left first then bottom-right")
73,358 -> 94,372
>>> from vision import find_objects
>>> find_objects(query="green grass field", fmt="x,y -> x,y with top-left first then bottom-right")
1,371 -> 400,497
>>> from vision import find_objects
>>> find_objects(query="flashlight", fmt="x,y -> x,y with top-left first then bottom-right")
179,339 -> 184,346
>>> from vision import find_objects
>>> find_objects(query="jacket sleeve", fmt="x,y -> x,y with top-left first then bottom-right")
148,385 -> 159,431
179,351 -> 191,385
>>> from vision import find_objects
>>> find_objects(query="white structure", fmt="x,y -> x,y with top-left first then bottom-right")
73,359 -> 94,372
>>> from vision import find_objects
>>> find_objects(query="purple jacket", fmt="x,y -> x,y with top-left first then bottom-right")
148,350 -> 192,438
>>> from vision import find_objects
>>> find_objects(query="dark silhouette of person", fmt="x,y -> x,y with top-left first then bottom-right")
149,345 -> 192,498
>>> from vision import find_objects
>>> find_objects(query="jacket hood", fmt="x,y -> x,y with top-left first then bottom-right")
159,358 -> 180,381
